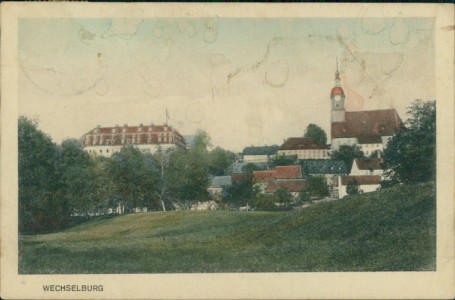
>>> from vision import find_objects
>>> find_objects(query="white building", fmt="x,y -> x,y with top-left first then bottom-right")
338,175 -> 381,198
81,123 -> 185,157
277,137 -> 330,159
350,158 -> 386,176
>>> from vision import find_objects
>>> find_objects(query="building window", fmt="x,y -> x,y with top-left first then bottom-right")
107,149 -> 109,153
100,149 -> 102,153
127,139 -> 131,144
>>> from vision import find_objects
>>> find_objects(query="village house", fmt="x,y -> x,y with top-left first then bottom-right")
277,137 -> 330,159
338,175 -> 381,198
253,165 -> 305,198
350,158 -> 386,177
207,176 -> 232,197
241,145 -> 278,163
300,159 -> 347,198
81,123 -> 185,157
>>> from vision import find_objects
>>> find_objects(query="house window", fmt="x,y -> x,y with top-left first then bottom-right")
100,149 -> 102,153
127,139 -> 131,144
107,149 -> 109,153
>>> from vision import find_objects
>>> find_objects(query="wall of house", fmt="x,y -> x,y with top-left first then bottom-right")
277,149 -> 330,159
359,143 -> 384,157
243,155 -> 270,163
338,183 -> 381,198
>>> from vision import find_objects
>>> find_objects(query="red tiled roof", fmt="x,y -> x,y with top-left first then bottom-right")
279,137 -> 329,150
331,109 -> 402,139
275,165 -> 302,179
355,159 -> 385,171
341,175 -> 381,186
266,180 -> 306,193
253,170 -> 276,183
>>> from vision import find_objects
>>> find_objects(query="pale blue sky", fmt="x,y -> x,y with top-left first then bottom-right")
19,18 -> 435,151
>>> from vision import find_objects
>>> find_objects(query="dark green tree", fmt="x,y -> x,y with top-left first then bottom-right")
166,131 -> 211,209
241,162 -> 265,175
56,139 -> 98,217
305,176 -> 329,199
273,187 -> 293,205
108,146 -> 161,213
269,154 -> 297,168
18,116 -> 67,233
330,145 -> 364,174
383,100 -> 436,184
346,180 -> 362,196
304,123 -> 327,145
208,146 -> 236,176
222,175 -> 256,208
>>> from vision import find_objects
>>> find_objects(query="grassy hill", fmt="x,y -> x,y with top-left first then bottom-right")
19,182 -> 435,273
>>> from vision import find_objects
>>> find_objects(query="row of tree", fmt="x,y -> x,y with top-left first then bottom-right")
19,117 -> 236,233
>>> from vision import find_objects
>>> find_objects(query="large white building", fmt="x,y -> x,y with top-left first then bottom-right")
81,123 -> 185,157
277,137 -> 330,159
329,65 -> 403,153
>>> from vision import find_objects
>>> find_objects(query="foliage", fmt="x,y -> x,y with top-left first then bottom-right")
241,162 -> 265,174
383,100 -> 436,184
304,123 -> 327,145
273,187 -> 293,205
346,180 -> 362,196
305,176 -> 329,199
330,145 -> 364,173
269,154 -> 297,168
222,176 -> 256,208
107,146 -> 161,212
252,195 -> 276,211
207,146 -> 236,176
20,183 -> 435,273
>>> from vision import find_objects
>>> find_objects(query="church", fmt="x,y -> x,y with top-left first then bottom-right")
329,64 -> 403,156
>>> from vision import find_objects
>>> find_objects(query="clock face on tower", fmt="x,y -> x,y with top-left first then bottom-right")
334,95 -> 342,102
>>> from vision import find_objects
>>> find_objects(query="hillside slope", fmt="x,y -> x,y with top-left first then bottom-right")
19,182 -> 435,273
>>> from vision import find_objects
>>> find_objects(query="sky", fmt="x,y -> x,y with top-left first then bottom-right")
18,17 -> 435,152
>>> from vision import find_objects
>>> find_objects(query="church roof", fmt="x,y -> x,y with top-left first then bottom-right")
279,137 -> 329,150
331,109 -> 402,139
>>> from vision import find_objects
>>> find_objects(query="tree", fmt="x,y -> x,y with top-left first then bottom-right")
108,146 -> 161,213
56,139 -> 97,217
18,116 -> 67,233
208,146 -> 236,176
331,145 -> 365,173
269,155 -> 297,168
241,163 -> 265,175
305,176 -> 329,199
346,180 -> 362,196
383,100 -> 435,184
304,123 -> 327,145
166,131 -> 211,209
273,187 -> 293,206
222,176 -> 257,208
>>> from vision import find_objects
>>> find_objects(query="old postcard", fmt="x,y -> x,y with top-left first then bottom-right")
1,2 -> 454,299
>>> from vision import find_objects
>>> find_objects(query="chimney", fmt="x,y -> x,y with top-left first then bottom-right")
139,123 -> 143,127
124,124 -> 128,127
115,124 -> 119,128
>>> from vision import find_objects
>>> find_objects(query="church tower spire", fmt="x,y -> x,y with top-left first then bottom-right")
330,58 -> 345,123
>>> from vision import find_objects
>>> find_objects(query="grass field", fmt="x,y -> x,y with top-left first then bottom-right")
19,182 -> 436,273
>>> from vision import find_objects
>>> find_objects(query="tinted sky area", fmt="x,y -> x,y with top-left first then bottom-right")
19,18 -> 435,151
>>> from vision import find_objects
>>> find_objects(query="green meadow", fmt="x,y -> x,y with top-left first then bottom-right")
19,182 -> 435,273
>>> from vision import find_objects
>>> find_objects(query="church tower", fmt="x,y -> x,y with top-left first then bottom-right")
330,60 -> 345,123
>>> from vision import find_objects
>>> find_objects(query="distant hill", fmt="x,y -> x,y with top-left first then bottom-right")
19,182 -> 435,273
